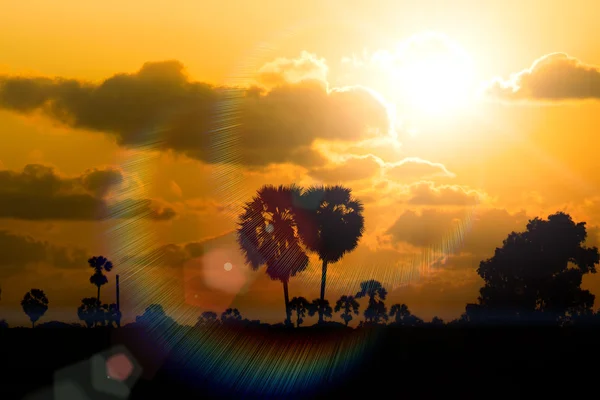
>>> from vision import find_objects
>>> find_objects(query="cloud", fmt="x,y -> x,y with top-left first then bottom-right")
406,181 -> 484,206
0,164 -> 175,221
385,207 -> 530,258
484,53 -> 600,102
384,157 -> 455,182
0,230 -> 88,278
0,59 -> 395,168
257,51 -> 328,87
308,154 -> 382,183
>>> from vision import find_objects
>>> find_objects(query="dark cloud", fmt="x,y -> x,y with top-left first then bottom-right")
485,53 -> 600,102
406,182 -> 482,206
0,61 -> 394,167
0,164 -> 175,221
0,230 -> 88,278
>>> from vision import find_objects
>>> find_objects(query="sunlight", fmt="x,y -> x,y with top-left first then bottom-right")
388,32 -> 476,118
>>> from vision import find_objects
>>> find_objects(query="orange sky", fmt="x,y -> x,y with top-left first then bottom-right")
1,0 -> 600,327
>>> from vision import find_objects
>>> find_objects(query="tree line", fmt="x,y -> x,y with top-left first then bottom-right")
1,183 -> 599,329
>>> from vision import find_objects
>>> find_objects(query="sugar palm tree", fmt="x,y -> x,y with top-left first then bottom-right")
308,299 -> 333,322
88,256 -> 113,304
356,280 -> 388,324
334,295 -> 360,326
289,296 -> 311,327
294,185 -> 364,323
238,185 -> 309,326
21,289 -> 49,328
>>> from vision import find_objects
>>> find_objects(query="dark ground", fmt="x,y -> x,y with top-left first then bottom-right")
2,325 -> 599,399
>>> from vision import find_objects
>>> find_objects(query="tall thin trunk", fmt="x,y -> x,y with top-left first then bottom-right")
319,259 -> 328,323
32,320 -> 35,328
297,311 -> 301,327
283,280 -> 291,325
97,285 -> 101,305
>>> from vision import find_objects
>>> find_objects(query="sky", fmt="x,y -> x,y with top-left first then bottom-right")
1,0 -> 600,327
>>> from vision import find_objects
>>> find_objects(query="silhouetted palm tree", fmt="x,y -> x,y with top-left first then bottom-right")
88,256 -> 113,305
196,311 -> 219,328
238,185 -> 309,326
430,316 -> 444,325
390,303 -> 423,326
289,296 -> 311,327
294,185 -> 365,323
334,295 -> 360,326
77,297 -> 102,328
308,299 -> 333,322
390,304 -> 411,325
356,280 -> 388,324
221,308 -> 242,324
21,289 -> 49,328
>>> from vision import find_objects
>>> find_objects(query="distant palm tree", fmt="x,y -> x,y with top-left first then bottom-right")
308,299 -> 333,322
289,296 -> 311,327
77,297 -> 102,328
294,185 -> 364,323
196,311 -> 219,328
88,256 -> 113,305
390,303 -> 423,326
221,308 -> 242,324
334,295 -> 360,326
431,316 -> 444,325
21,289 -> 49,328
389,304 -> 411,325
238,185 -> 309,326
356,280 -> 388,324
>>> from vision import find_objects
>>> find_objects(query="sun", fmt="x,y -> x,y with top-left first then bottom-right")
388,32 -> 476,118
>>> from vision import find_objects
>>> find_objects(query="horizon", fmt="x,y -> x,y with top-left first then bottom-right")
1,0 -> 600,328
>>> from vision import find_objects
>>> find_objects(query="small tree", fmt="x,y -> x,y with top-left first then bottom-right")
308,299 -> 332,322
88,256 -> 114,305
334,295 -> 360,326
196,311 -> 219,328
221,308 -> 242,324
289,297 -> 311,327
356,280 -> 388,323
21,289 -> 49,328
77,297 -> 102,328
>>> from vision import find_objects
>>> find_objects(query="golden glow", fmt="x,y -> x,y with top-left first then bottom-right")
389,32 -> 476,117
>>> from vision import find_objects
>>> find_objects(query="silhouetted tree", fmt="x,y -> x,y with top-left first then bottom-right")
135,304 -> 177,330
0,285 -> 6,328
289,296 -> 311,327
389,303 -> 411,324
476,212 -> 600,323
430,316 -> 444,325
88,256 -> 113,305
238,185 -> 309,326
294,185 -> 365,323
196,311 -> 219,328
334,295 -> 360,326
21,289 -> 49,328
356,280 -> 388,323
221,308 -> 242,324
308,299 -> 333,322
103,303 -> 121,327
77,297 -> 102,328
389,303 -> 422,326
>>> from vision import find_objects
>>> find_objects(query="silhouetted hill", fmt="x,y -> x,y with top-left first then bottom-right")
4,324 -> 600,399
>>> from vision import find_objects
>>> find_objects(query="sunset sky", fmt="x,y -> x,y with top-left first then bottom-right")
1,0 -> 600,327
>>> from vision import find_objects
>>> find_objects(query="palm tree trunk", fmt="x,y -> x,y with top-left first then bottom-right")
283,280 -> 291,325
32,320 -> 35,328
319,259 -> 328,323
297,312 -> 301,327
97,285 -> 101,304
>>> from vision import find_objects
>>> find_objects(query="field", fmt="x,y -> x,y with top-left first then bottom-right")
3,324 -> 599,399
